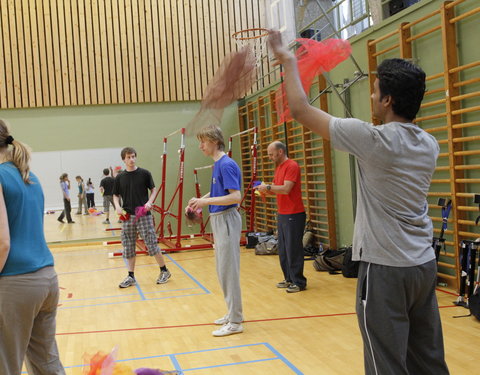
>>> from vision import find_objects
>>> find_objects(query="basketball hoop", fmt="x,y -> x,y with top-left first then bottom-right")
232,28 -> 270,66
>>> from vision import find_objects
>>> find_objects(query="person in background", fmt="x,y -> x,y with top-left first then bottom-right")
100,168 -> 115,224
256,141 -> 307,293
0,119 -> 66,375
113,147 -> 171,288
75,175 -> 88,215
57,173 -> 74,224
86,178 -> 95,209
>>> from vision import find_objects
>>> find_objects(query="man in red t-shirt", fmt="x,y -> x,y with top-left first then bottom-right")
256,141 -> 307,293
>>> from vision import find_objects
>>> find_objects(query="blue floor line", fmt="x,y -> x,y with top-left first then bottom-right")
165,253 -> 210,294
29,343 -> 302,374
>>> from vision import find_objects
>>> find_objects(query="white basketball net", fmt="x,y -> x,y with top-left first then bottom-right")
232,28 -> 269,67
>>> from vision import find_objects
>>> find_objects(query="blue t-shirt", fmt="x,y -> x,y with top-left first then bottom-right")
0,162 -> 54,276
209,155 -> 241,213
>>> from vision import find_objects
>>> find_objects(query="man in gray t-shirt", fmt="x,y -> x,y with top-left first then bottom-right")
268,30 -> 449,374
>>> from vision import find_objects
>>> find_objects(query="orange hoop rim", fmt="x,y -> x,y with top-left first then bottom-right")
232,27 -> 270,41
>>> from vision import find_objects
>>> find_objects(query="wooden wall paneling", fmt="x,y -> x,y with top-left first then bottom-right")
191,1 -> 203,100
118,0 -> 132,103
158,0 -> 169,101
150,0 -> 162,102
226,1 -> 236,54
172,0 -> 183,101
188,0 -> 201,100
35,0 -> 49,107
233,0 -> 244,52
44,0 -> 58,106
7,0 -> 21,107
180,0 -> 191,100
56,0 -> 71,106
14,0 -> 27,107
208,1 -> 220,79
164,0 -> 176,101
68,1 -> 81,105
202,0 -> 214,89
63,0 -> 79,106
0,1 -> 6,107
85,0 -> 99,104
177,0 -> 189,101
105,0 -> 118,103
0,0 -> 14,108
77,0 -> 91,105
125,0 -> 137,102
20,0 -> 35,107
131,0 -> 143,102
216,0 -> 226,60
137,0 -> 149,103
98,0 -> 111,104
51,0 -> 64,106
146,0 -> 157,102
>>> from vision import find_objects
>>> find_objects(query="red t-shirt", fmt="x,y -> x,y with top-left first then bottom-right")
273,159 -> 305,214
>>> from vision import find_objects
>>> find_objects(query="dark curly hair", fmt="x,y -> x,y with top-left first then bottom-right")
377,58 -> 426,121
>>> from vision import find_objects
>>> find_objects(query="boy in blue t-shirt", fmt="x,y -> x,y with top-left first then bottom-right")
187,125 -> 244,337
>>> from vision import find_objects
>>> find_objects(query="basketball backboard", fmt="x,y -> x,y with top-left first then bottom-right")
266,0 -> 296,47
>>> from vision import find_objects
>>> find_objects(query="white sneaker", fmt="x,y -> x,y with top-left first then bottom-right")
212,322 -> 243,337
214,314 -> 229,325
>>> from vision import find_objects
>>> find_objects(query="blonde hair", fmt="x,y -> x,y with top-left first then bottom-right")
0,119 -> 32,184
196,125 -> 225,151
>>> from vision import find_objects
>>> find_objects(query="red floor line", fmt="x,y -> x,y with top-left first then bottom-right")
56,306 -> 459,336
56,312 -> 358,336
436,288 -> 459,296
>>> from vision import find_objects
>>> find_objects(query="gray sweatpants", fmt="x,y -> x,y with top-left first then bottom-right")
356,260 -> 449,375
0,266 -> 65,375
210,207 -> 243,324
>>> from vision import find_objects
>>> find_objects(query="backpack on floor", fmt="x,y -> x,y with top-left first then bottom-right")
341,246 -> 359,278
255,235 -> 278,255
313,248 -> 346,273
469,288 -> 480,321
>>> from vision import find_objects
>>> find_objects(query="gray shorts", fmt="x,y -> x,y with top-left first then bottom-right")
103,195 -> 114,212
121,215 -> 160,258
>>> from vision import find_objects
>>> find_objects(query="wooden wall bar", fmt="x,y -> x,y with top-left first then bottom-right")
367,0 -> 480,290
237,79 -> 338,250
0,0 -> 273,108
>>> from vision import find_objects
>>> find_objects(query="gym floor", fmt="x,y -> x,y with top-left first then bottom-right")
44,214 -> 479,374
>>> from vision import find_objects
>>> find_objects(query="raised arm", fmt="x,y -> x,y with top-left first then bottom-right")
268,30 -> 332,140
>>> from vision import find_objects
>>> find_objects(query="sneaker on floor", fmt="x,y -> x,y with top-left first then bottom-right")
212,322 -> 243,337
57,218 -> 65,223
102,220 -> 110,224
67,221 -> 75,224
119,275 -> 136,288
286,284 -> 305,293
156,269 -> 171,284
276,280 -> 292,288
214,314 -> 229,325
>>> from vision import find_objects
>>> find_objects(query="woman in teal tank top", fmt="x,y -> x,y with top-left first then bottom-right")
0,119 -> 65,374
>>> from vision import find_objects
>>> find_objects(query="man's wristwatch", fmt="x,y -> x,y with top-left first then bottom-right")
266,184 -> 271,191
